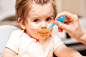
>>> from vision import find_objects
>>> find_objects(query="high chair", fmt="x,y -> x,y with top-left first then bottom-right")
0,25 -> 19,57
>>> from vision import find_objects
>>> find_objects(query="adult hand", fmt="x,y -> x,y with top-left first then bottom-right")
54,11 -> 83,40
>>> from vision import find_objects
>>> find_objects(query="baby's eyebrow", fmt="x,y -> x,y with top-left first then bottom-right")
31,16 -> 41,19
46,14 -> 54,17
46,15 -> 54,18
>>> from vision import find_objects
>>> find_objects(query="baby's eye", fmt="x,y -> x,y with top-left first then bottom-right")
34,19 -> 39,22
46,18 -> 51,21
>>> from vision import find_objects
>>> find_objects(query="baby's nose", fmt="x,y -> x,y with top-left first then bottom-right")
41,26 -> 47,29
41,21 -> 47,29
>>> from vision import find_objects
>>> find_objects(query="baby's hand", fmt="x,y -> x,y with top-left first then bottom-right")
14,55 -> 22,57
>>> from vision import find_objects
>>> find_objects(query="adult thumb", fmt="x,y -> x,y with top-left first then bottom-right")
54,20 -> 68,30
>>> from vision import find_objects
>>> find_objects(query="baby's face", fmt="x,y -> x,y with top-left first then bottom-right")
25,2 -> 54,39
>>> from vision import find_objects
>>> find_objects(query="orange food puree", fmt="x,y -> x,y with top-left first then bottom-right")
39,30 -> 49,33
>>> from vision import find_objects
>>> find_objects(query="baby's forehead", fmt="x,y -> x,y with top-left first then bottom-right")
28,3 -> 54,17
30,2 -> 54,12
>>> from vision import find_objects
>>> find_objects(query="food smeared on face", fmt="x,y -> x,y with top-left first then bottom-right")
31,29 -> 49,36
39,30 -> 48,33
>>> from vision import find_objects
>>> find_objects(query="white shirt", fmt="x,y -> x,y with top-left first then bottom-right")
5,30 -> 63,57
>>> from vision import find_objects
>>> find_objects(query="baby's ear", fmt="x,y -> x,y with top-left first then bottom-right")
18,17 -> 26,29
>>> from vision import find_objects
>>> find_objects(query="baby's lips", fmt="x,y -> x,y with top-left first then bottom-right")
39,30 -> 49,33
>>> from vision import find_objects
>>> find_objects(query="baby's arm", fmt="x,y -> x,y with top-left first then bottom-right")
54,43 -> 82,57
2,47 -> 21,57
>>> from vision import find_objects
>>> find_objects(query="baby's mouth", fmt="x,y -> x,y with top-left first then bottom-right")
39,30 -> 49,35
39,30 -> 48,33
31,29 -> 49,36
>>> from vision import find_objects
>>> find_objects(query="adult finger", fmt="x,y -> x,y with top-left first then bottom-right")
58,27 -> 63,32
54,20 -> 68,30
55,11 -> 75,20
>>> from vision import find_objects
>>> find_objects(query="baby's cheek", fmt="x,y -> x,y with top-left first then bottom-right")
44,28 -> 53,37
48,28 -> 53,33
31,29 -> 39,35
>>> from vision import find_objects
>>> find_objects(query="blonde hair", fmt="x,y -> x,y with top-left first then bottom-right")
15,0 -> 56,22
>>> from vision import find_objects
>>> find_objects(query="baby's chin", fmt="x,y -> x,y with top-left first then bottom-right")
32,31 -> 51,40
34,34 -> 50,40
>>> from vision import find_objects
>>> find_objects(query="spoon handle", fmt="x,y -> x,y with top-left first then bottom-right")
47,16 -> 66,30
